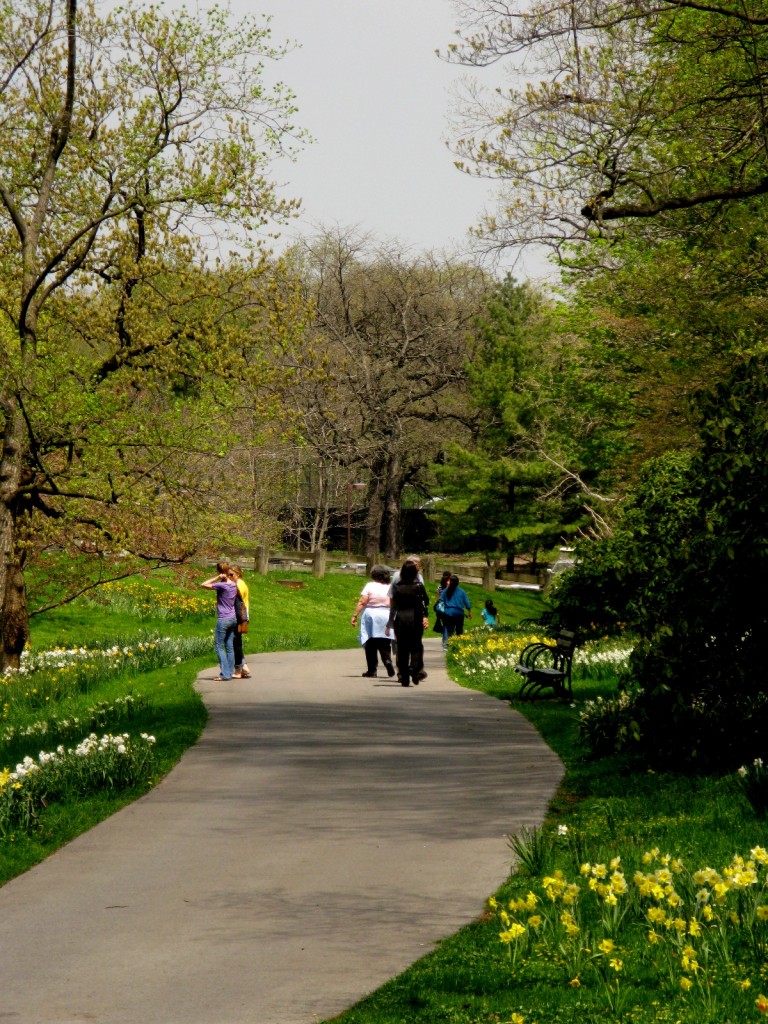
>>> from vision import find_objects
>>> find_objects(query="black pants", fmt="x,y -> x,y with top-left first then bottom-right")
234,627 -> 246,669
364,637 -> 393,674
393,620 -> 424,684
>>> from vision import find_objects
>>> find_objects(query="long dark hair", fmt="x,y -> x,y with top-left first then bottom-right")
444,574 -> 459,597
398,560 -> 418,585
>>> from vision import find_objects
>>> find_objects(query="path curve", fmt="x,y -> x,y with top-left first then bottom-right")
0,639 -> 563,1024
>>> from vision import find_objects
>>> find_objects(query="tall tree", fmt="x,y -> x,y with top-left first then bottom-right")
284,228 -> 488,559
432,277 -> 629,561
0,0 -> 304,667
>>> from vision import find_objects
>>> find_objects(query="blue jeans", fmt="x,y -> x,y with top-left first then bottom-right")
214,616 -> 237,679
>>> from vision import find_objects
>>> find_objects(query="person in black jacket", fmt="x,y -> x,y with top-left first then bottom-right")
386,559 -> 430,687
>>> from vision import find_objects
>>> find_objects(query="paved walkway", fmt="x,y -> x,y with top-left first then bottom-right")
0,639 -> 563,1024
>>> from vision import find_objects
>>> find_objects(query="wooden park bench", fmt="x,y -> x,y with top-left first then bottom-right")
514,629 -> 578,700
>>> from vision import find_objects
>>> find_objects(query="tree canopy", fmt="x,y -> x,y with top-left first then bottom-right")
447,0 -> 768,255
282,227 -> 488,558
0,0 -> 305,666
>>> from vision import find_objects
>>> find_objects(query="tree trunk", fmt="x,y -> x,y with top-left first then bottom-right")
364,479 -> 385,557
382,478 -> 404,561
0,406 -> 29,669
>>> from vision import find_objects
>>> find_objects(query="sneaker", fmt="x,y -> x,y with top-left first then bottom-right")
417,670 -> 427,681
362,670 -> 377,678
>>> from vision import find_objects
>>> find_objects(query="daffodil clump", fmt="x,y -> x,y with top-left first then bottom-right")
0,732 -> 156,837
96,580 -> 212,622
446,632 -> 552,679
737,758 -> 768,818
1,634 -> 210,711
0,694 -> 147,750
488,845 -> 768,1020
578,689 -> 643,756
573,641 -> 634,680
448,627 -> 632,687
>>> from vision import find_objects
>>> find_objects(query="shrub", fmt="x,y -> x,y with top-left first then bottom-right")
551,353 -> 768,769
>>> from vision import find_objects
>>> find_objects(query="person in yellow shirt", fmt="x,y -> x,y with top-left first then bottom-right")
230,565 -> 251,679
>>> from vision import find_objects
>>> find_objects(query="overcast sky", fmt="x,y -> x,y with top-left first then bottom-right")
225,0 -> 552,282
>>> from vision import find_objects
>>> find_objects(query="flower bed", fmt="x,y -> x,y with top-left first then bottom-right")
0,732 -> 156,836
489,838 -> 768,1021
1,634 -> 210,711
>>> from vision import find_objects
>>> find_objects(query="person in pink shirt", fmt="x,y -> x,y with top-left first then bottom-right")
350,565 -> 396,678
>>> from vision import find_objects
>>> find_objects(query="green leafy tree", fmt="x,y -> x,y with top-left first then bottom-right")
447,0 -> 768,252
552,353 -> 768,767
0,0 -> 304,667
432,277 -> 630,563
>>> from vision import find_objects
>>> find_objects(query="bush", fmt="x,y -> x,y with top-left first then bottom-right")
551,353 -> 768,769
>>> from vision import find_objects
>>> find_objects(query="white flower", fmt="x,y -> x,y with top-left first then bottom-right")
557,825 -> 569,835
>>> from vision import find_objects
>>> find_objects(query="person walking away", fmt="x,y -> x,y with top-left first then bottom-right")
350,565 -> 395,678
441,574 -> 471,650
231,565 -> 251,678
388,554 -> 425,591
388,555 -> 428,680
200,562 -> 238,681
482,599 -> 499,626
386,560 -> 430,687
433,570 -> 452,635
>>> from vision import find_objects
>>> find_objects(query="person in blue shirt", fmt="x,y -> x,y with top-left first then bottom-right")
482,599 -> 499,626
441,574 -> 471,649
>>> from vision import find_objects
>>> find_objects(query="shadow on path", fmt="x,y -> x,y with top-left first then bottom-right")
0,641 -> 563,1024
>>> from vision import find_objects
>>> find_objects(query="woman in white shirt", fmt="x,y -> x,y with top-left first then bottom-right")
350,565 -> 396,678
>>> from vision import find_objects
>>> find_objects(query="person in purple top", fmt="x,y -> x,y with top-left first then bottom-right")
200,561 -> 238,680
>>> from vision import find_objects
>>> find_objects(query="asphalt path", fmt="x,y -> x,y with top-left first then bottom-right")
0,638 -> 564,1024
